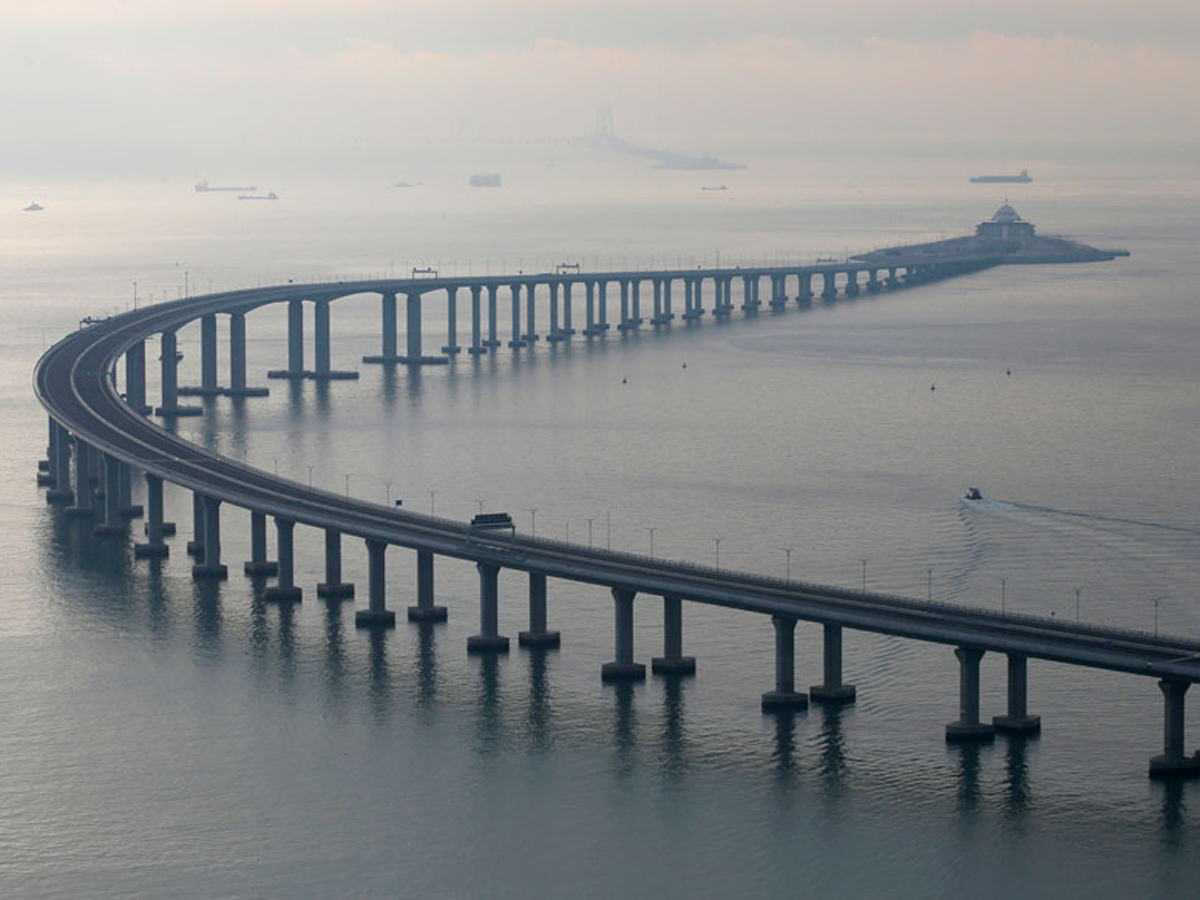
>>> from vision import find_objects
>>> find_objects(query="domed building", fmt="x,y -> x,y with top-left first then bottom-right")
975,203 -> 1036,247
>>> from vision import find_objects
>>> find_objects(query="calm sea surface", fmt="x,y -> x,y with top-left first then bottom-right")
2,150 -> 1199,897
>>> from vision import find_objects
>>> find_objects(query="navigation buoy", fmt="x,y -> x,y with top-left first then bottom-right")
930,384 -> 936,392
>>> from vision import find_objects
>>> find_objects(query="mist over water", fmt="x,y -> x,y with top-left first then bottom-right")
2,151 -> 1199,897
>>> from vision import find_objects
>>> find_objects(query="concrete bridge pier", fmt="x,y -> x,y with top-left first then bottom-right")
468,562 -> 510,652
650,279 -> 663,323
125,340 -> 149,413
602,588 -> 646,681
1150,680 -> 1200,778
398,291 -> 447,365
179,314 -> 224,396
946,647 -> 995,742
809,624 -> 857,703
992,652 -> 1041,733
187,491 -> 205,556
309,300 -> 359,380
192,495 -> 228,579
441,286 -> 461,355
867,269 -> 881,293
363,291 -> 402,364
617,280 -> 634,331
486,285 -> 501,349
583,282 -> 601,336
155,329 -> 201,416
508,285 -> 526,348
741,275 -> 760,312
524,282 -> 540,343
46,421 -> 74,502
317,528 -> 355,599
682,279 -> 701,320
796,273 -> 814,304
134,474 -> 169,558
845,271 -> 861,297
355,538 -> 396,627
407,549 -> 447,621
652,595 -> 695,675
662,278 -> 674,321
468,286 -> 486,355
64,438 -> 95,517
546,283 -> 563,341
267,299 -> 310,379
822,272 -> 838,300
225,311 -> 269,396
93,453 -> 126,535
762,615 -> 808,710
770,275 -> 788,309
562,282 -> 575,336
597,281 -> 610,331
116,459 -> 140,519
631,280 -> 643,325
264,518 -> 302,602
243,510 -> 277,575
519,572 -> 560,647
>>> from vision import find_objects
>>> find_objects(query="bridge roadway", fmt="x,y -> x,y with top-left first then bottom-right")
35,268 -> 1200,777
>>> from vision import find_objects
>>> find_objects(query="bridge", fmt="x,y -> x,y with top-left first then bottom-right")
34,253 -> 1200,780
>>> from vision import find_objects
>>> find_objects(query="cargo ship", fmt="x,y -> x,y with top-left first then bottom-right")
195,180 -> 258,192
237,192 -> 279,201
469,173 -> 502,187
969,169 -> 1032,184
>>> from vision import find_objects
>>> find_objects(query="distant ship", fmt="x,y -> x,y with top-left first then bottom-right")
23,201 -> 44,211
195,180 -> 258,192
969,169 -> 1032,184
700,185 -> 728,191
469,173 -> 502,187
237,192 -> 279,201
655,155 -> 747,171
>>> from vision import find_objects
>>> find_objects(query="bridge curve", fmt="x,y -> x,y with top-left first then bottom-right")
33,264 -> 1200,778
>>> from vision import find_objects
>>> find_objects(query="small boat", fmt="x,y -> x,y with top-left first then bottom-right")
964,487 -> 983,501
23,201 -> 44,212
237,191 -> 278,201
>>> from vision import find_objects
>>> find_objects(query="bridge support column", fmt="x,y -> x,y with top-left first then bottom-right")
268,299 -> 308,378
134,473 -> 169,558
662,278 -> 674,320
243,510 -> 277,575
546,283 -> 562,341
867,269 -> 881,293
363,291 -> 401,363
116,458 -> 140,518
201,313 -> 220,392
93,453 -> 126,535
650,279 -> 663,324
468,562 -> 509,652
762,615 -> 807,710
519,572 -> 560,647
845,271 -> 861,297
125,340 -> 149,413
192,495 -> 228,579
809,624 -> 857,703
583,281 -> 599,335
741,275 -> 760,312
186,491 -> 204,556
468,285 -> 486,355
993,652 -> 1040,733
617,280 -> 633,331
770,275 -> 788,309
946,647 -> 994,742
408,549 -> 447,621
317,528 -> 355,598
264,518 -> 302,602
47,421 -> 74,502
631,280 -> 643,325
1150,680 -> 1200,778
822,272 -> 838,300
597,281 -> 610,331
602,588 -> 645,681
64,438 -> 95,517
524,282 -> 539,342
356,538 -> 396,627
562,282 -> 574,335
797,272 -> 813,304
155,329 -> 200,415
508,285 -> 526,348
682,279 -> 700,320
309,300 -> 358,380
226,310 -> 268,396
441,286 -> 461,354
652,595 -> 695,675
486,286 -> 500,349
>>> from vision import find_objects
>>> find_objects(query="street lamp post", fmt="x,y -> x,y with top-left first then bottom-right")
587,517 -> 594,547
1075,587 -> 1081,623
1001,577 -> 1007,613
386,481 -> 393,506
527,507 -> 537,537
783,548 -> 793,582
429,490 -> 436,515
648,527 -> 656,558
714,537 -> 721,569
928,567 -> 933,602
307,465 -> 314,488
859,558 -> 868,593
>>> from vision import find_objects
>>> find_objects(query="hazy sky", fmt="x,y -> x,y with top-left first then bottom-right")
4,1 -> 1198,174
